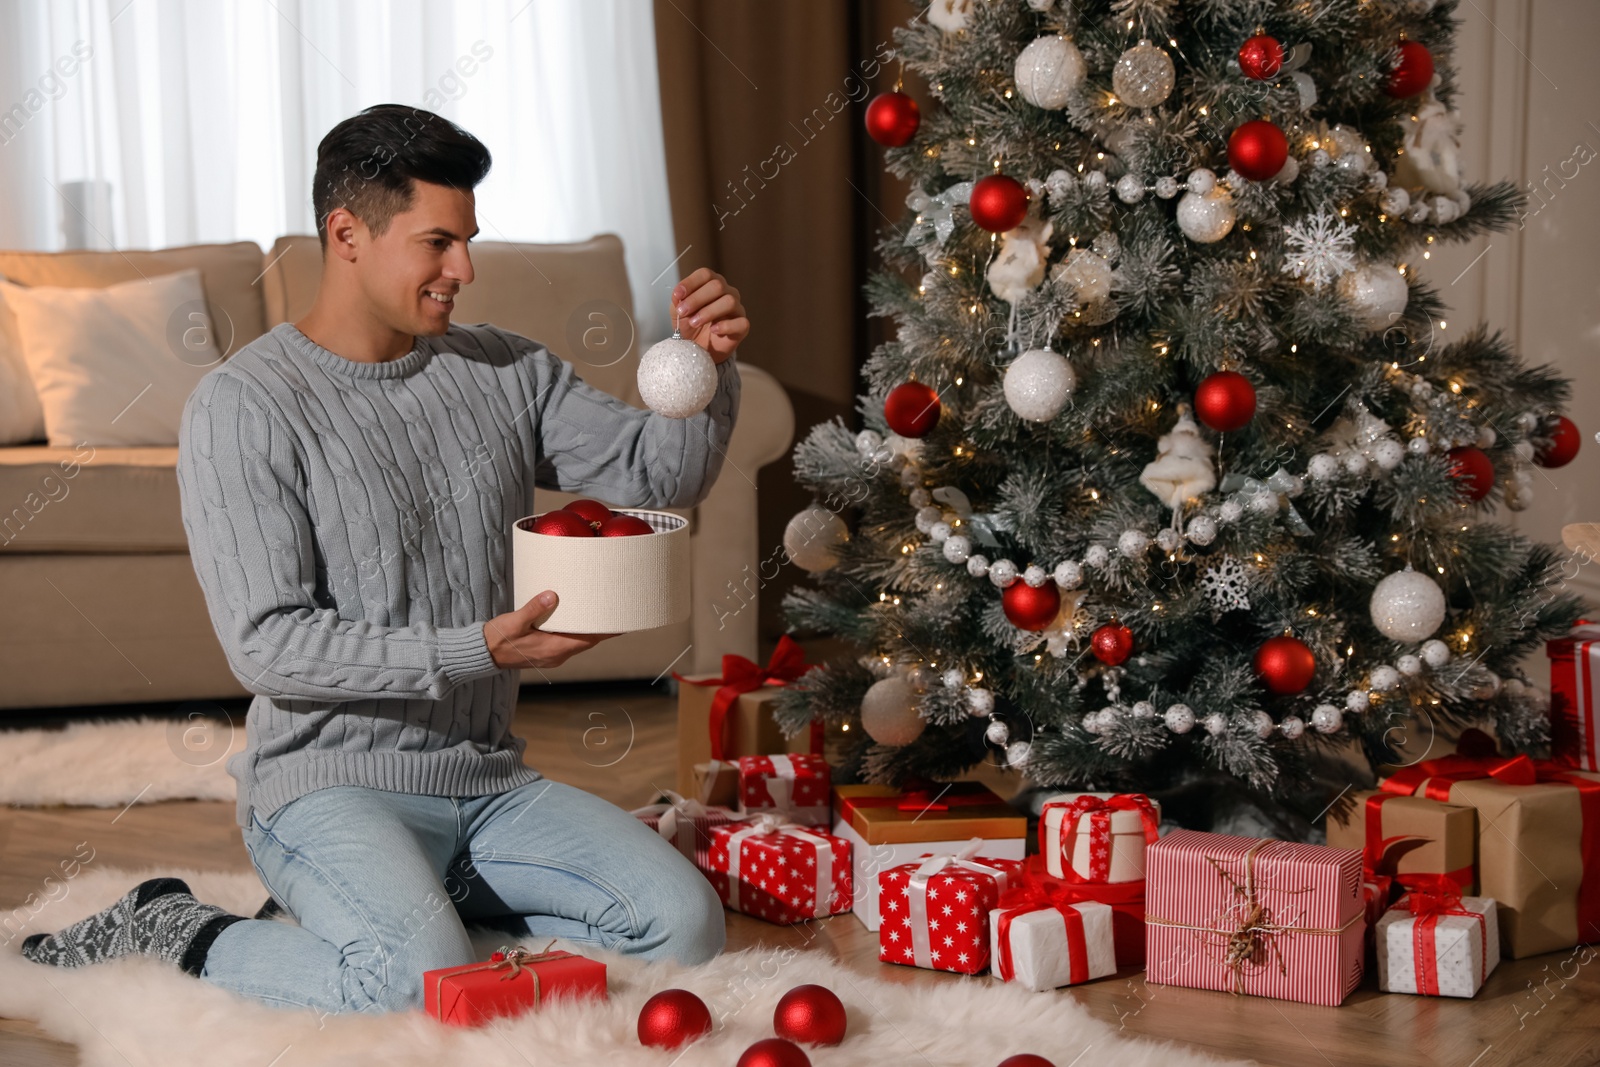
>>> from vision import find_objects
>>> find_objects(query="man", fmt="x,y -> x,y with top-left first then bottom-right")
20,104 -> 747,1015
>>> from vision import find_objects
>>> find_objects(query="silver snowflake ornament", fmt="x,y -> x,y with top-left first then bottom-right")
1200,554 -> 1251,615
1281,209 -> 1358,289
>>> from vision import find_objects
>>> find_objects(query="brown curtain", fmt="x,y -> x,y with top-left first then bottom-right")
653,0 -> 929,651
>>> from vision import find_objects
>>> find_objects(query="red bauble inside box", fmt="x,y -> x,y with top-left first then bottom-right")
563,498 -> 614,527
599,514 -> 653,537
531,510 -> 596,537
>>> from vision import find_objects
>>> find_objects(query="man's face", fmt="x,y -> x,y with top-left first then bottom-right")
353,179 -> 478,337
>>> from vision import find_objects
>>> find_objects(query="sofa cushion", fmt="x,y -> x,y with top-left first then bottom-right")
0,445 -> 187,552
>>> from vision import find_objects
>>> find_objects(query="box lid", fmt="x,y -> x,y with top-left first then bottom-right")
834,783 -> 1025,844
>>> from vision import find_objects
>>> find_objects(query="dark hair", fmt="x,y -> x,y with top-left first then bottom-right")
311,103 -> 492,253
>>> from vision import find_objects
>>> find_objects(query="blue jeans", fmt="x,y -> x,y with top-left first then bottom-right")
198,778 -> 725,1015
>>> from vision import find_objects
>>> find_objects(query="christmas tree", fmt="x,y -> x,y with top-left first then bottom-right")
772,0 -> 1585,838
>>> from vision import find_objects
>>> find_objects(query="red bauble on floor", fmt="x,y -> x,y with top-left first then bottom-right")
1003,580 -> 1061,632
1254,635 -> 1316,695
1386,40 -> 1434,98
1227,119 -> 1288,182
773,984 -> 848,1046
636,988 -> 713,1049
969,174 -> 1030,233
1237,34 -> 1284,80
1091,622 -> 1134,666
1447,445 -> 1495,501
1193,371 -> 1257,432
1534,415 -> 1581,468
530,510 -> 596,537
865,91 -> 921,146
737,1037 -> 812,1067
998,1056 -> 1058,1067
884,381 -> 941,437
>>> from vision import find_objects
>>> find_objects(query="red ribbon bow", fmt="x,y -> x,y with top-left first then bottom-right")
992,862 -> 1144,986
674,634 -> 818,760
1040,794 -> 1159,883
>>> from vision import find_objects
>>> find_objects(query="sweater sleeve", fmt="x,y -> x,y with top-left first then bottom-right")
493,326 -> 741,509
175,372 -> 504,702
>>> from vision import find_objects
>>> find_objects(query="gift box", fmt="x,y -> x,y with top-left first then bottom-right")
630,792 -> 739,869
1547,622 -> 1600,772
1325,790 -> 1477,894
737,754 -> 831,826
424,944 -> 606,1026
1039,792 -> 1160,883
832,782 -> 1027,931
1377,751 -> 1600,958
1013,855 -> 1147,968
990,880 -> 1118,991
703,816 -> 852,924
674,635 -> 822,797
1375,889 -> 1501,998
1145,830 -> 1365,1007
512,508 -> 688,633
692,759 -> 741,809
877,844 -> 1026,975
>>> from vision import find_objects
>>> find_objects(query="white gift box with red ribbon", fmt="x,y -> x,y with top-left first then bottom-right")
1039,791 -> 1161,883
703,813 -> 852,924
990,900 -> 1118,992
1376,893 -> 1501,998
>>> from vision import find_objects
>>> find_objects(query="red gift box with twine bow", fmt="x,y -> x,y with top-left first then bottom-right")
424,943 -> 606,1026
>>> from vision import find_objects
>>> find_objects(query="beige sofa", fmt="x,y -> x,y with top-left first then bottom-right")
0,234 -> 794,711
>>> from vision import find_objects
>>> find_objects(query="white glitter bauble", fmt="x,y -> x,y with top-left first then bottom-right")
1165,703 -> 1196,733
1003,348 -> 1076,422
943,668 -> 965,690
1326,124 -> 1371,173
1381,187 -> 1411,216
1396,654 -> 1423,677
1503,677 -> 1526,698
967,687 -> 995,716
1155,175 -> 1180,198
857,429 -> 884,456
1251,710 -> 1276,739
1218,499 -> 1244,522
1054,560 -> 1084,589
1250,489 -> 1280,515
1118,529 -> 1151,558
1113,41 -> 1176,108
1081,711 -> 1101,735
1056,248 -> 1114,303
988,559 -> 1019,588
1473,672 -> 1502,699
914,505 -> 943,533
1084,545 -> 1111,568
1307,453 -> 1340,481
860,676 -> 926,746
1407,436 -> 1431,456
1346,689 -> 1371,712
1477,425 -> 1497,448
943,534 -> 972,563
1186,515 -> 1218,546
1344,453 -> 1370,477
985,718 -> 1011,746
930,521 -> 952,542
1005,740 -> 1032,768
908,486 -> 932,508
1274,156 -> 1300,184
1176,187 -> 1237,243
1132,700 -> 1156,719
1311,704 -> 1344,734
1203,712 -> 1228,736
1187,168 -> 1216,195
1156,527 -> 1182,553
637,335 -> 718,417
900,465 -> 921,488
967,553 -> 990,578
1115,173 -> 1146,203
1280,715 -> 1306,740
1338,263 -> 1409,331
782,506 -> 849,572
1014,35 -> 1085,109
1023,564 -> 1048,587
1374,439 -> 1406,470
1084,170 -> 1107,189
1370,665 -> 1402,692
1370,567 -> 1447,641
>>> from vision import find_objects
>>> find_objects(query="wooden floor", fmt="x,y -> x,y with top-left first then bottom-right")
2,682 -> 1598,1067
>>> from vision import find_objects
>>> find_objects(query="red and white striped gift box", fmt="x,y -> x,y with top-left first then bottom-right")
1547,623 -> 1600,772
1144,829 -> 1366,1007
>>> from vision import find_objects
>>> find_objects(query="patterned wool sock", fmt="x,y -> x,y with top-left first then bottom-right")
20,876 -> 190,968
133,890 -> 250,976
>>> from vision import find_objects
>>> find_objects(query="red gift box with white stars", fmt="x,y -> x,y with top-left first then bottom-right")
877,852 -> 1026,975
704,819 -> 853,924
736,754 -> 831,826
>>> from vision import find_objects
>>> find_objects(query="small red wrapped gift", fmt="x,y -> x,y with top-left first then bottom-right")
877,840 -> 1026,975
703,814 -> 853,924
737,754 -> 831,826
424,943 -> 606,1026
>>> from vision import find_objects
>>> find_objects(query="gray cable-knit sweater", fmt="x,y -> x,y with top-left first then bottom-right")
176,320 -> 740,828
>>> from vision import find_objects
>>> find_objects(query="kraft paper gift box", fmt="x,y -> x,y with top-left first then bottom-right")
990,892 -> 1118,991
1375,891 -> 1501,998
1144,830 -> 1366,1007
1377,752 -> 1600,958
674,635 -> 821,797
1325,790 -> 1478,894
1038,792 -> 1160,883
424,945 -> 606,1026
878,846 -> 1027,975
832,782 -> 1027,931
702,817 -> 853,925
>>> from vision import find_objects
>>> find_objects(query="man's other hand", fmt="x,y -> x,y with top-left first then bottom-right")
671,268 -> 748,363
483,592 -> 618,670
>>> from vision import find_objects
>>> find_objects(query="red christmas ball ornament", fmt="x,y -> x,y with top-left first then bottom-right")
1447,445 -> 1495,501
865,91 -> 921,147
1386,40 -> 1434,98
1237,35 -> 1284,80
884,381 -> 941,438
998,1057 -> 1058,1067
1193,370 -> 1258,432
637,988 -> 713,1050
562,498 -> 613,528
530,510 -> 596,537
1091,622 -> 1134,666
1227,119 -> 1288,182
1254,635 -> 1316,695
598,513 -> 654,537
1003,581 -> 1061,632
969,174 -> 1030,233
773,984 -> 847,1047
1534,415 -> 1581,468
737,1037 -> 812,1067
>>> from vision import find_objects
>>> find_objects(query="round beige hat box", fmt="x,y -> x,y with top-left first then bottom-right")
512,509 -> 690,633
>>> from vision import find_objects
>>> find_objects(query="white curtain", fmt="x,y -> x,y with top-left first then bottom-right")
0,0 -> 680,342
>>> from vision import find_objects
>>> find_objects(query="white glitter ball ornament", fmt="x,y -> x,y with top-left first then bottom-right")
782,506 -> 848,572
1337,263 -> 1409,332
1280,715 -> 1306,740
1176,186 -> 1237,243
1311,704 -> 1344,734
1014,35 -> 1085,109
1370,566 -> 1447,641
967,687 -> 996,716
1165,703 -> 1196,733
860,676 -> 926,746
637,331 -> 718,417
1112,40 -> 1176,108
1004,348 -> 1076,422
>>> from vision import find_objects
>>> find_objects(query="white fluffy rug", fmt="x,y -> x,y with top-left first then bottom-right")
0,716 -> 241,807
0,866 -> 1247,1067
